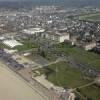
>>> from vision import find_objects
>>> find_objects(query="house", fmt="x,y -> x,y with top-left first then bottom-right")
95,39 -> 100,53
42,31 -> 70,43
83,42 -> 96,51
22,28 -> 45,37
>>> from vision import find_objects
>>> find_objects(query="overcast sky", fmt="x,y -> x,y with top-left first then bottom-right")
0,0 -> 98,4
0,0 -> 99,8
0,0 -> 96,1
0,0 -> 27,1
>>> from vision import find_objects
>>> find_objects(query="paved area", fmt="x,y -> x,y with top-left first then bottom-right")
31,55 -> 49,66
35,75 -> 54,89
0,62 -> 44,100
12,54 -> 38,68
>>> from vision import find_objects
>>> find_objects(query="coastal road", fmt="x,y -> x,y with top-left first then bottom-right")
0,61 -> 44,100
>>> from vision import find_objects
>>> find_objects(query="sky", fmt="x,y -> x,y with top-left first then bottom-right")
0,0 -> 88,1
0,0 -> 73,1
0,0 -> 28,1
0,0 -> 22,1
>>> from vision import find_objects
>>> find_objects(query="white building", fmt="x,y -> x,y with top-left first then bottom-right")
67,93 -> 76,100
22,28 -> 45,36
42,31 -> 70,43
3,40 -> 23,48
83,42 -> 96,51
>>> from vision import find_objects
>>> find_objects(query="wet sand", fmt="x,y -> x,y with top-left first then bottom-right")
0,62 -> 44,100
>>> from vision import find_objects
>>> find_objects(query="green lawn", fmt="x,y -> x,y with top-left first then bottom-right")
38,61 -> 90,88
54,43 -> 100,70
79,85 -> 100,100
14,40 -> 37,52
79,13 -> 100,21
86,15 -> 100,21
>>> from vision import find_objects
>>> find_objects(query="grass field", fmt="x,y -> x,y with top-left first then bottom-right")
14,40 -> 37,52
38,61 -> 90,88
54,43 -> 100,70
79,85 -> 100,100
79,13 -> 100,21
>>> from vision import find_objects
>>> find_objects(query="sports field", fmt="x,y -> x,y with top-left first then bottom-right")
79,85 -> 100,100
79,13 -> 100,21
37,61 -> 100,100
37,61 -> 90,88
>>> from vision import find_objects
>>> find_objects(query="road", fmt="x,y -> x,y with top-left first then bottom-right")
0,61 -> 44,100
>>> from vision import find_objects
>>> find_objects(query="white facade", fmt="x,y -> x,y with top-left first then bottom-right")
22,28 -> 45,35
84,42 -> 96,51
68,93 -> 76,100
42,32 -> 70,43
59,35 -> 70,43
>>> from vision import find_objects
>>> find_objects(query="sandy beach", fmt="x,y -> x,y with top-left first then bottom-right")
0,62 -> 44,100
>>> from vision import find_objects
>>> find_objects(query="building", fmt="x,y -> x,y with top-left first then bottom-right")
67,93 -> 76,100
42,31 -> 70,43
22,28 -> 45,36
3,39 -> 23,48
83,42 -> 96,51
95,39 -> 100,53
60,90 -> 76,100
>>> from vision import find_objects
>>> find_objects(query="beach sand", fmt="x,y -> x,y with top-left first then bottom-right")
0,62 -> 44,100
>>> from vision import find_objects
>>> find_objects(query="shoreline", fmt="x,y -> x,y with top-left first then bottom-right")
0,61 -> 45,100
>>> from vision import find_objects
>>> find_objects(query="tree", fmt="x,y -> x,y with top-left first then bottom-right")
87,97 -> 92,100
75,97 -> 80,100
40,51 -> 46,58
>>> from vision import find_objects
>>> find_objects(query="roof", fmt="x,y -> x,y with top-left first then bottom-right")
55,32 -> 69,36
47,31 -> 69,36
3,40 -> 23,48
23,28 -> 45,35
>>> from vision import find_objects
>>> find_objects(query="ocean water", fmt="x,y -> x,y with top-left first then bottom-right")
0,0 -> 99,8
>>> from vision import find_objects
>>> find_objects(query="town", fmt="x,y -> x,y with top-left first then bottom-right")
0,5 -> 100,100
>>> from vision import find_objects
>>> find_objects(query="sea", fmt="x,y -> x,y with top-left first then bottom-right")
0,0 -> 99,9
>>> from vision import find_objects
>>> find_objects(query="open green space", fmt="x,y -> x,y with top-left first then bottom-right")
14,40 -> 37,52
54,43 -> 100,70
37,61 -> 90,88
79,13 -> 100,21
79,85 -> 100,100
85,14 -> 100,21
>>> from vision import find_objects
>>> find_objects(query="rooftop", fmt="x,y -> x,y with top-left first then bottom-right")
3,40 -> 23,48
47,31 -> 69,36
22,28 -> 45,35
